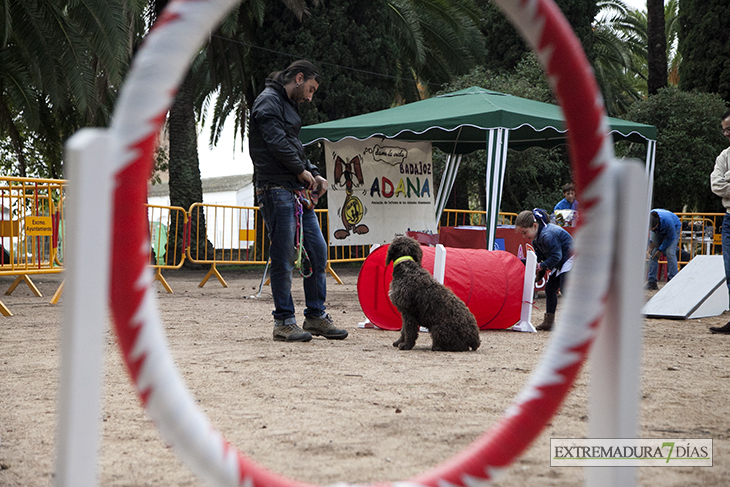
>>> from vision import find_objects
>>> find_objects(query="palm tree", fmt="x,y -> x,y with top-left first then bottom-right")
592,0 -> 681,114
0,0 -> 131,177
147,0 -> 318,264
593,0 -> 646,115
664,0 -> 681,86
383,0 -> 485,96
647,0 -> 667,94
205,0 -> 485,149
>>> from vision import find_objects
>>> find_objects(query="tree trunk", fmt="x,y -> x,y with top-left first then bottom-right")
647,0 -> 667,95
168,72 -> 211,267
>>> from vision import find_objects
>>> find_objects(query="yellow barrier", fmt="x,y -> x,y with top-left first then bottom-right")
441,208 -> 726,274
146,204 -> 188,292
185,203 -> 268,287
0,176 -> 66,316
441,209 -> 518,227
177,204 -> 523,287
315,208 -> 372,284
6,176 -> 714,314
0,182 -> 714,314
178,204 -> 376,287
675,213 -> 724,267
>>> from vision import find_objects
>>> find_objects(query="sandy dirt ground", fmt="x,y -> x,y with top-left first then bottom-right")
1,264 -> 729,487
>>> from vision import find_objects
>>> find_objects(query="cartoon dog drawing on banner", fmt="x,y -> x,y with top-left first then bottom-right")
333,154 -> 369,239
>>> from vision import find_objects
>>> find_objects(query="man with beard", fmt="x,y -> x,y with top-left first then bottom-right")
249,60 -> 348,342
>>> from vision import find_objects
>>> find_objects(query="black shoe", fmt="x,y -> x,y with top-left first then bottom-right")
644,281 -> 658,290
709,321 -> 730,334
273,323 -> 312,342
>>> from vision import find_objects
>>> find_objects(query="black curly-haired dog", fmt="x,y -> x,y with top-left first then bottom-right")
386,236 -> 480,352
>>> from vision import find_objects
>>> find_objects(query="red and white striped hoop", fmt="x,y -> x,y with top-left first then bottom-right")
107,0 -> 617,485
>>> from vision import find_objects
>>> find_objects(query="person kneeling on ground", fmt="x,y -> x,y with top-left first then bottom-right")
515,209 -> 574,331
645,209 -> 681,291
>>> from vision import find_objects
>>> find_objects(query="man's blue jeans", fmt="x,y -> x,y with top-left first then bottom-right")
722,213 -> 730,304
258,188 -> 327,323
647,231 -> 679,283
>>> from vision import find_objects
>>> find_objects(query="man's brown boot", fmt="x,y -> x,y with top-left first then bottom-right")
536,312 -> 555,331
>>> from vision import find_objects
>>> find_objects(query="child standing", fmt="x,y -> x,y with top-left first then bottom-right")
515,209 -> 574,331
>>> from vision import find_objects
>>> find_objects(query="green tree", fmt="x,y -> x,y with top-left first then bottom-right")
592,0 -> 646,115
243,0 -> 404,127
149,0 -> 317,265
592,0 -> 680,114
224,0 -> 486,216
621,87 -> 728,212
678,0 -> 730,104
0,0 -> 131,177
476,0 -> 599,72
239,0 -> 485,125
647,0 -> 667,94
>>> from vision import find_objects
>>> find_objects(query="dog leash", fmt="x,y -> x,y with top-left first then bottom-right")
293,193 -> 312,278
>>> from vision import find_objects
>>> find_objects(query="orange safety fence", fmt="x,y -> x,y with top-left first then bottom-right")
675,212 -> 724,265
146,204 -> 188,292
440,209 -> 519,227
0,176 -> 66,316
440,208 -> 726,278
175,204 -> 524,288
184,203 -> 269,288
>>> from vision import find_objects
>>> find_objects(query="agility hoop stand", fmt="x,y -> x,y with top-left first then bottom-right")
513,249 -> 538,333
55,1 -> 648,486
55,129 -> 114,487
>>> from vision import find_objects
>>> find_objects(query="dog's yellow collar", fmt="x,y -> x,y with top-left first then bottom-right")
393,255 -> 414,267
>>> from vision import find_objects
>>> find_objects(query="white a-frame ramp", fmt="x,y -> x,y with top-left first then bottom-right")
642,255 -> 729,319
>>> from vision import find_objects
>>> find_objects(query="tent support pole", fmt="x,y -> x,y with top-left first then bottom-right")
434,127 -> 462,225
485,128 -> 510,250
644,139 -> 656,215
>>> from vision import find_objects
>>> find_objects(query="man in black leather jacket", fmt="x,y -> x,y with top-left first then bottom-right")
249,60 -> 347,342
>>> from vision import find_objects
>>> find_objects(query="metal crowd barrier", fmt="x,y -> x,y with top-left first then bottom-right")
675,212 -> 724,266
185,203 -> 267,288
0,176 -> 66,316
441,209 -> 518,227
440,208 -> 726,276
315,209 -> 371,284
3,184 -> 715,310
160,205 -> 524,290
146,204 -> 188,292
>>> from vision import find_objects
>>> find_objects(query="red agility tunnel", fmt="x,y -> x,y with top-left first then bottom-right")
357,245 -> 525,330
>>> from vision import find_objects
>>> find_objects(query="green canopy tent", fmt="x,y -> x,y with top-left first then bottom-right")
300,87 -> 657,248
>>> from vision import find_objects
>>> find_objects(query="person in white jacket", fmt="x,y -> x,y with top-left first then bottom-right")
710,109 -> 730,334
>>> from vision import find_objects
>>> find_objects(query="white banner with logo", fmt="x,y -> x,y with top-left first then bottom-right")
324,139 -> 436,246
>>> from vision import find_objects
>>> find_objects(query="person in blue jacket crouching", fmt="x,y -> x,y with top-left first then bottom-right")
645,209 -> 681,290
